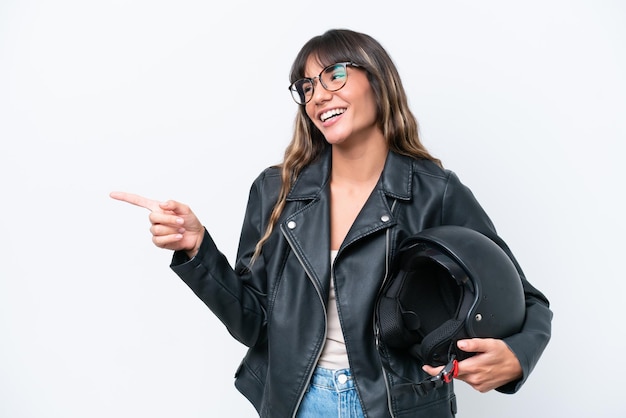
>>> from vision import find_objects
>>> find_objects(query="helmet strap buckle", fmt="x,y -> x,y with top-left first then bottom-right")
421,354 -> 459,390
436,355 -> 459,384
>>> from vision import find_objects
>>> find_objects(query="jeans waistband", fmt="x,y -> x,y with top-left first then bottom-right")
310,366 -> 355,392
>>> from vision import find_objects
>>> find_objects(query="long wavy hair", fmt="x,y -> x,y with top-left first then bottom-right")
251,28 -> 441,261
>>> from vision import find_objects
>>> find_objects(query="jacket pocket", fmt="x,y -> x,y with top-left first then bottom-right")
382,346 -> 458,417
234,347 -> 268,414
392,388 -> 457,417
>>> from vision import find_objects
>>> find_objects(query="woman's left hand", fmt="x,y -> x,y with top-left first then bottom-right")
422,338 -> 522,393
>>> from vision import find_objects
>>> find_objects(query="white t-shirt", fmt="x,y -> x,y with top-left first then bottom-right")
317,250 -> 350,369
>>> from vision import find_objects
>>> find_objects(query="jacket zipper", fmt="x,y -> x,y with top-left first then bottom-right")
374,199 -> 397,418
282,228 -> 328,418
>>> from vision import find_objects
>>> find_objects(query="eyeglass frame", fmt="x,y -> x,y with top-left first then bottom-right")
288,62 -> 362,105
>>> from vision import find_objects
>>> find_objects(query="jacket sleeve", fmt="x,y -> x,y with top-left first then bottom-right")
441,170 -> 553,393
169,171 -> 272,347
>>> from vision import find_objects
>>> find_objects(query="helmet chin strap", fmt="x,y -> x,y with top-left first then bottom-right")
390,354 -> 459,397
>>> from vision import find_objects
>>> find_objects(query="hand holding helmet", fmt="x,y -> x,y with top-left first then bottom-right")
422,338 -> 522,392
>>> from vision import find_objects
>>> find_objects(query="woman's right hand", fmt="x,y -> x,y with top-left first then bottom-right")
110,191 -> 204,258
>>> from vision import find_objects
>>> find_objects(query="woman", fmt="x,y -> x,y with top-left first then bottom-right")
111,28 -> 552,418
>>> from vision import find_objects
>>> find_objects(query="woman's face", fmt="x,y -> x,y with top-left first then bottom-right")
304,57 -> 381,147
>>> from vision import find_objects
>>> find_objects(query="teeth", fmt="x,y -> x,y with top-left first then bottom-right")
320,108 -> 345,122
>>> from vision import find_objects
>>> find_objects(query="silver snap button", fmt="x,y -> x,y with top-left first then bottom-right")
381,215 -> 390,222
287,221 -> 296,229
337,374 -> 348,384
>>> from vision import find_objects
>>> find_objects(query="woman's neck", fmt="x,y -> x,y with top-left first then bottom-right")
330,138 -> 388,184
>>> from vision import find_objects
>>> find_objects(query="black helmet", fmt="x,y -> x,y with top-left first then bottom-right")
376,225 -> 525,367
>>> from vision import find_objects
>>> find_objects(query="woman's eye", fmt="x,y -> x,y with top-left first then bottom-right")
301,83 -> 313,94
328,66 -> 347,82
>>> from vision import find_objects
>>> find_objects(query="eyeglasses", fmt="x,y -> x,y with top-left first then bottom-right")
288,62 -> 360,105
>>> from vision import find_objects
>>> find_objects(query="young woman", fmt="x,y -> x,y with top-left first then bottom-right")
111,28 -> 552,418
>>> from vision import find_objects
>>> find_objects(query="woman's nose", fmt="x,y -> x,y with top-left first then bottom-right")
311,78 -> 332,103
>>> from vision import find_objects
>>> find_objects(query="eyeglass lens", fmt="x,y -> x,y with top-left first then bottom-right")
290,63 -> 349,105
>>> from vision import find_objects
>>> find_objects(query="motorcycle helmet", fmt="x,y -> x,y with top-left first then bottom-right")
376,225 -> 525,367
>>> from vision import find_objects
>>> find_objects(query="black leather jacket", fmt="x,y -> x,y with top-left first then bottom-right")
171,148 -> 552,417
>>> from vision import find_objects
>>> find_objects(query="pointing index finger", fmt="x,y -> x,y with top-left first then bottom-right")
109,191 -> 161,212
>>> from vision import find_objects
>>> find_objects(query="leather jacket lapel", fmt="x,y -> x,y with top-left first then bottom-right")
281,190 -> 332,301
281,149 -> 333,299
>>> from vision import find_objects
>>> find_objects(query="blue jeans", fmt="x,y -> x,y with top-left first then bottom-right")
296,366 -> 365,418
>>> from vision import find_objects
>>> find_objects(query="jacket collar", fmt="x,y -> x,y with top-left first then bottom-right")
280,146 -> 414,293
286,146 -> 414,201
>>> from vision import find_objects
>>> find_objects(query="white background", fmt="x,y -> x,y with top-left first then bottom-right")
1,1 -> 624,417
